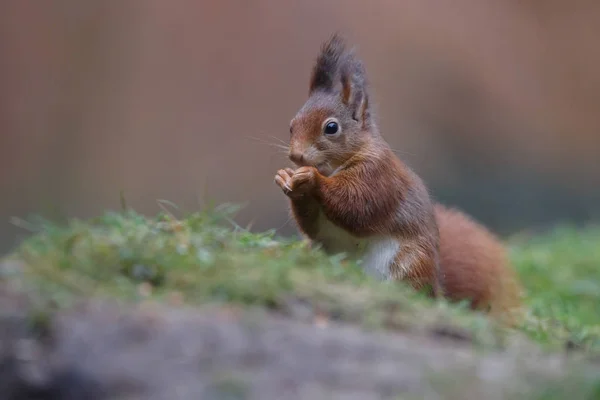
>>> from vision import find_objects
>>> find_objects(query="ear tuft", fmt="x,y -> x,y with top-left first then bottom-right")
309,33 -> 347,94
309,33 -> 372,128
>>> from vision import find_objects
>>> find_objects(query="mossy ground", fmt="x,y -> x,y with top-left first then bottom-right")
508,225 -> 600,353
2,203 -> 600,398
4,204 -> 501,344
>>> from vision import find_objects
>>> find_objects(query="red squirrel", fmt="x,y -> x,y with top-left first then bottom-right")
274,34 -> 522,325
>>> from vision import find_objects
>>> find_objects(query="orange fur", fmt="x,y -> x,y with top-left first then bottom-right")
435,204 -> 523,324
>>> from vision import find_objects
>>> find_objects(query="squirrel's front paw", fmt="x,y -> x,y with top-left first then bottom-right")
275,168 -> 294,196
274,166 -> 317,198
291,166 -> 318,194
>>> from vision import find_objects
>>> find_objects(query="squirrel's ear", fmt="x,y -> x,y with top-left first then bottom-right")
309,34 -> 346,94
340,58 -> 370,127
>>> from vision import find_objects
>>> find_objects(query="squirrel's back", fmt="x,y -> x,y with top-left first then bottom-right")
434,204 -> 523,325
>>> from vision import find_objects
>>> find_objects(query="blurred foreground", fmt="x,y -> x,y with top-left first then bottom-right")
1,207 -> 599,399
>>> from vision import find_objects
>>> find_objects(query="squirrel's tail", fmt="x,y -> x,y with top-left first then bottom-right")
487,261 -> 525,328
434,204 -> 525,328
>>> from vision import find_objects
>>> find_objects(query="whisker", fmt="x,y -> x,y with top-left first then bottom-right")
267,135 -> 290,146
275,215 -> 294,232
249,133 -> 289,145
245,136 -> 290,152
389,147 -> 414,157
245,136 -> 283,146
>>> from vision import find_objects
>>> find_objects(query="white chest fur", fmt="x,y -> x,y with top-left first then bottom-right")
312,214 -> 399,280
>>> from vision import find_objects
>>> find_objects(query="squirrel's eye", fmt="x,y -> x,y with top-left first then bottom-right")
324,121 -> 339,135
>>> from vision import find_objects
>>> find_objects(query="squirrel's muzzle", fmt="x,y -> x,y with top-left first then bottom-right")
289,150 -> 305,166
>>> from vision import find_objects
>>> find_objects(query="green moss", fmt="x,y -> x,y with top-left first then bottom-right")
509,225 -> 600,353
3,205 -> 600,356
3,206 -> 506,346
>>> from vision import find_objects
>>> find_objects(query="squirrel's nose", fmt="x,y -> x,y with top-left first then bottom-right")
289,151 -> 304,165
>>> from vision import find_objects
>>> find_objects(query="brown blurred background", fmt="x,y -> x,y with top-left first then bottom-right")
2,0 -> 600,253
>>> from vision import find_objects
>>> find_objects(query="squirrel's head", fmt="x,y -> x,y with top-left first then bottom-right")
288,34 -> 375,176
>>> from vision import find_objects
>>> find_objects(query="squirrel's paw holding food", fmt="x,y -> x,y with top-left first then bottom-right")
291,166 -> 318,194
275,169 -> 293,195
274,166 -> 318,198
